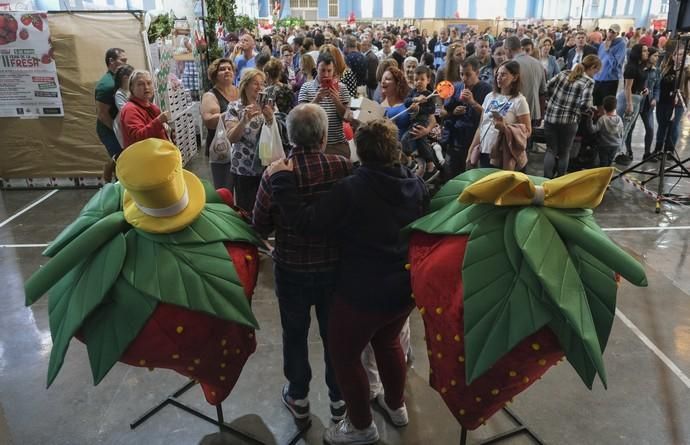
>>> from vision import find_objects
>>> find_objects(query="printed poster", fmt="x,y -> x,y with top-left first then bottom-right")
0,11 -> 63,117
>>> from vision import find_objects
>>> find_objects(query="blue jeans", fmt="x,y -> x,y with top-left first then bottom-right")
616,92 -> 642,155
655,103 -> 684,152
274,263 -> 342,402
96,124 -> 122,158
625,99 -> 655,154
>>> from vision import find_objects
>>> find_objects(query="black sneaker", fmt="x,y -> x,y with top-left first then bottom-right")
330,400 -> 347,422
614,153 -> 631,165
281,384 -> 310,419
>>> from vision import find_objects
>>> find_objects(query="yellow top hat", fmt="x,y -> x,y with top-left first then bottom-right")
116,138 -> 206,234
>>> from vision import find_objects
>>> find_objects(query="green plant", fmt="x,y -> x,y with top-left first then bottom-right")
204,0 -> 237,65
148,13 -> 174,43
275,16 -> 305,30
234,14 -> 257,32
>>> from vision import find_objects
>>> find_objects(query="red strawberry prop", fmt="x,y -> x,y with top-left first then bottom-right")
25,140 -> 264,406
407,168 -> 647,430
19,28 -> 28,40
20,14 -> 32,26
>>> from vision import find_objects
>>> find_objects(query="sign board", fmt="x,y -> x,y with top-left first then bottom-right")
0,11 -> 63,117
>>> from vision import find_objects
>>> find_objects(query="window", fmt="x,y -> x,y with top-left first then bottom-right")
424,0 -> 436,18
361,0 -> 374,18
456,0 -> 469,18
290,0 -> 317,8
404,0 -> 415,18
328,0 -> 338,17
514,0 -> 528,17
476,0 -> 506,18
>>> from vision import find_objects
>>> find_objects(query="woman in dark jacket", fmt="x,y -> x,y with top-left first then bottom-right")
268,118 -> 428,445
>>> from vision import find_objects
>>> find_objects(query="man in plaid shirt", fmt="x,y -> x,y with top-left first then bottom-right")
542,56 -> 599,178
253,104 -> 352,421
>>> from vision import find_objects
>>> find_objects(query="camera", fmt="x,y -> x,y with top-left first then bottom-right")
258,88 -> 276,108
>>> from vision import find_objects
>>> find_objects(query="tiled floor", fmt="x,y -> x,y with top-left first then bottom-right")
2,122 -> 690,444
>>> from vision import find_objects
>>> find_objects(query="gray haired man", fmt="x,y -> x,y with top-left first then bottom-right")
252,104 -> 353,423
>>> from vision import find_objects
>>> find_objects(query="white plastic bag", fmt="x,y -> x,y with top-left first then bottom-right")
209,113 -> 232,163
259,120 -> 285,166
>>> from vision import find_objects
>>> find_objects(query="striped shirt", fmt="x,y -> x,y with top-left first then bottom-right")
252,146 -> 353,271
544,71 -> 595,125
298,78 -> 351,145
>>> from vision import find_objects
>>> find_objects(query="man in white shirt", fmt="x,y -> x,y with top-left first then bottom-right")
376,35 -> 394,60
566,31 -> 597,69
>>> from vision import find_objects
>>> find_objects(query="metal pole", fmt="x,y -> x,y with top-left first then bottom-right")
579,0 -> 585,27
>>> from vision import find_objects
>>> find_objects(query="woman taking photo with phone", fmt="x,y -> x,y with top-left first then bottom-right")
467,60 -> 531,170
224,68 -> 274,212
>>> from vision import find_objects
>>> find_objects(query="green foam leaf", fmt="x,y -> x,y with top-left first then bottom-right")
82,278 -> 158,385
46,233 -> 127,387
463,210 -> 552,384
514,207 -> 606,389
121,231 -> 259,329
44,183 -> 123,257
135,203 -> 262,246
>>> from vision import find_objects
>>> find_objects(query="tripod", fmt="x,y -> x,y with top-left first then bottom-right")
613,36 -> 690,213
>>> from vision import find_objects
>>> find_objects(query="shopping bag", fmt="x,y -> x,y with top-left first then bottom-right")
259,121 -> 285,166
209,113 -> 232,163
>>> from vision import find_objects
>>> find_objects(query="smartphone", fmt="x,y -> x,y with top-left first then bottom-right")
257,91 -> 266,107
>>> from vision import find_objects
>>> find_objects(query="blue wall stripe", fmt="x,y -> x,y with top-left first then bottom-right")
394,0 -> 404,19
416,0 -> 425,18
373,0 -> 383,18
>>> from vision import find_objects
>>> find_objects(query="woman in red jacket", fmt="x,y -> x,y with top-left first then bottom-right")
119,70 -> 170,149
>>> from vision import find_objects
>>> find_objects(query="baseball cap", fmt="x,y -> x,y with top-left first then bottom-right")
395,39 -> 407,49
609,24 -> 621,34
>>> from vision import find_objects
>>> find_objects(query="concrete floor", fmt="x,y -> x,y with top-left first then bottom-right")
2,123 -> 690,445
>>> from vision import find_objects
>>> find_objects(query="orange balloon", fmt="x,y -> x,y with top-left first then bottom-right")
435,81 -> 455,100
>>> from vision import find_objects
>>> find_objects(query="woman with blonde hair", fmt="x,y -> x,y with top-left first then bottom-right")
436,43 -> 465,84
543,55 -> 601,177
224,68 -> 274,211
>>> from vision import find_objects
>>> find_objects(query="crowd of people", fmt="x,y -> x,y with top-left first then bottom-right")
92,20 -> 689,445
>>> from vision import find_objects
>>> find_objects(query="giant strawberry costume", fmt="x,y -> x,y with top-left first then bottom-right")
24,138 -> 262,406
407,168 -> 648,430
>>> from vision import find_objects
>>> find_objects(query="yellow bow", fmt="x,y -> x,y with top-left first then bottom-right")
459,168 -> 614,209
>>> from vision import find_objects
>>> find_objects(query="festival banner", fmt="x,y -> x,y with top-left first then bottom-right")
0,11 -> 63,117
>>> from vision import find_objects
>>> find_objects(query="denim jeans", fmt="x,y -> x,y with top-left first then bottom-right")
96,124 -> 122,158
543,121 -> 579,178
616,92 -> 642,155
655,103 -> 684,152
273,263 -> 342,402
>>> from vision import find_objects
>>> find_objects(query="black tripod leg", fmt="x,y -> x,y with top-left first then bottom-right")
657,150 -> 667,213
460,427 -> 468,445
216,404 -> 225,433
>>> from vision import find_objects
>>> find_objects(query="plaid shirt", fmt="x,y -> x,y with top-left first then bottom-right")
252,147 -> 353,271
544,71 -> 595,125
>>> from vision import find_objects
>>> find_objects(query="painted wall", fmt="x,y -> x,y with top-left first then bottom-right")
261,0 -> 668,27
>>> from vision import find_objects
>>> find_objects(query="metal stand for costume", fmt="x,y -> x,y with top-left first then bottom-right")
613,35 -> 690,213
130,379 -> 311,445
458,407 -> 545,445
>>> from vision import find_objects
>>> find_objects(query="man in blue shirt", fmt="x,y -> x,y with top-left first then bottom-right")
593,24 -> 626,109
234,33 -> 257,85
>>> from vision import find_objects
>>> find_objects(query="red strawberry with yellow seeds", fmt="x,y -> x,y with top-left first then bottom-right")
25,139 -> 263,405
20,14 -> 32,26
406,168 -> 647,429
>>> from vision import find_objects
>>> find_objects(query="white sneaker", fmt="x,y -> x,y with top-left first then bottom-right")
376,393 -> 409,427
324,418 -> 379,445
